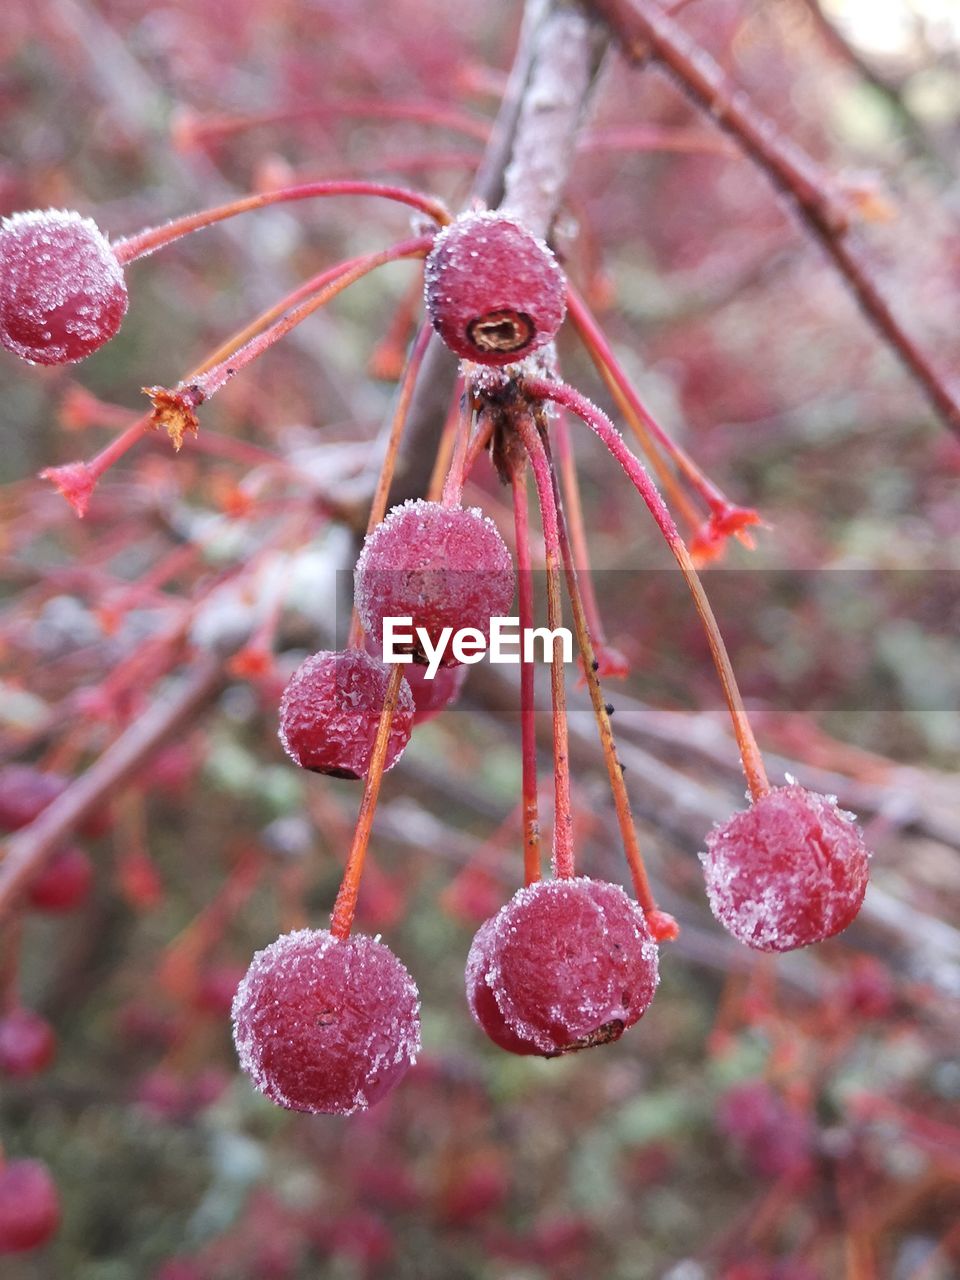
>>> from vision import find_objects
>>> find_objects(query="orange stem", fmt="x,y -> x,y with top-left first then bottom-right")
329,664 -> 406,939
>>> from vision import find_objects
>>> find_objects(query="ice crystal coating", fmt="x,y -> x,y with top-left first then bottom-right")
27,846 -> 93,913
465,917 -> 540,1055
466,877 -> 659,1057
355,499 -> 515,664
231,928 -> 421,1114
0,1160 -> 60,1254
0,1008 -> 56,1078
278,648 -> 414,779
701,784 -> 870,952
0,209 -> 127,365
424,211 -> 566,366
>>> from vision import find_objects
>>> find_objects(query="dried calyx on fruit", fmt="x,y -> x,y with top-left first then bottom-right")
231,928 -> 420,1115
701,784 -> 870,952
466,877 -> 659,1057
424,211 -> 566,366
0,209 -> 128,365
355,499 -> 516,664
278,648 -> 414,778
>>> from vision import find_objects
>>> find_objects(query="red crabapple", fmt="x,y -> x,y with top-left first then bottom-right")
0,209 -> 128,365
701,784 -> 870,952
424,211 -> 566,365
465,917 -> 540,1056
278,648 -> 414,778
466,877 -> 659,1056
232,928 -> 420,1114
27,846 -> 94,913
355,499 -> 515,664
0,1008 -> 56,1078
0,1159 -> 60,1254
366,633 -> 467,723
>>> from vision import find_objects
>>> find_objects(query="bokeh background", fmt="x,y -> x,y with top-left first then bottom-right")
2,1 -> 960,1276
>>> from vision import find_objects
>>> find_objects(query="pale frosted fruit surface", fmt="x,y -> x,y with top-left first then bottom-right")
0,209 -> 127,364
468,878 -> 659,1056
231,928 -> 420,1115
0,1159 -> 60,1254
424,211 -> 566,366
465,917 -> 540,1056
278,648 -> 414,778
355,500 -> 515,662
702,784 -> 870,952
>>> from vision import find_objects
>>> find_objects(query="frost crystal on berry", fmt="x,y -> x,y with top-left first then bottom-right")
466,877 -> 659,1056
701,784 -> 870,951
424,211 -> 566,366
355,499 -> 515,663
231,928 -> 420,1114
278,648 -> 414,778
0,209 -> 128,365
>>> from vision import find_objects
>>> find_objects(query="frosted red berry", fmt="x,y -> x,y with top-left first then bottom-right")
424,211 -> 566,366
27,845 -> 93,913
0,209 -> 128,365
355,500 -> 515,664
366,635 -> 467,723
0,1159 -> 60,1254
701,784 -> 870,952
466,877 -> 659,1057
465,917 -> 540,1055
232,928 -> 420,1114
0,1008 -> 56,1079
278,648 -> 414,778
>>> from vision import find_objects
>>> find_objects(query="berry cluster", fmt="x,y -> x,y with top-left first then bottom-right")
0,180 -> 873,1149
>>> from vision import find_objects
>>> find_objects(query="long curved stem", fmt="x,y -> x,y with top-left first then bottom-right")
511,462 -> 542,885
114,180 -> 449,264
525,376 -> 770,801
515,411 -> 575,878
543,433 -> 660,918
348,322 -> 435,650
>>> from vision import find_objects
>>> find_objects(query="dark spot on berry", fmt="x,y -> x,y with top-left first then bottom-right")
467,310 -> 534,355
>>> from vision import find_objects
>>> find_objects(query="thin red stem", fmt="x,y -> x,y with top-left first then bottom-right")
511,462 -> 542,885
515,411 -> 575,878
440,398 -> 473,510
329,664 -> 406,940
348,321 -> 434,649
553,408 -> 609,648
525,376 -> 770,801
566,285 -> 731,521
544,434 -> 660,918
114,181 -> 449,264
187,237 -> 433,403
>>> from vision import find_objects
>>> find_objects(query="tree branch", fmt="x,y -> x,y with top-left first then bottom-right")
391,0 -> 609,500
0,655 -> 224,915
586,0 -> 960,439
